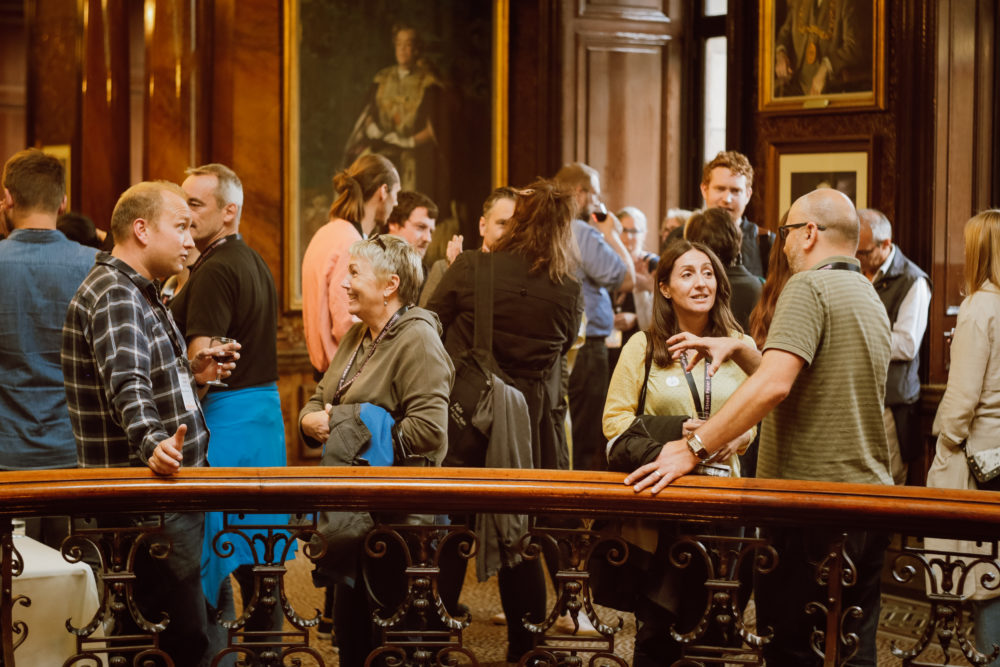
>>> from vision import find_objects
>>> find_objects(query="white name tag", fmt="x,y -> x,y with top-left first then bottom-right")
178,366 -> 198,411
666,376 -> 680,387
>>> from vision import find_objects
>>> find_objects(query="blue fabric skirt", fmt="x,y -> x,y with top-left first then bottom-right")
201,383 -> 297,606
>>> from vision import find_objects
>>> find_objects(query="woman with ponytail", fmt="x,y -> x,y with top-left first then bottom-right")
302,154 -> 400,378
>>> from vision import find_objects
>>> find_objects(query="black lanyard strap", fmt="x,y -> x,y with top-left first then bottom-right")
678,351 -> 712,419
333,306 -> 408,403
816,261 -> 861,272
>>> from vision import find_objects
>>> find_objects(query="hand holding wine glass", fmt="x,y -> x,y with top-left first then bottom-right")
204,336 -> 239,387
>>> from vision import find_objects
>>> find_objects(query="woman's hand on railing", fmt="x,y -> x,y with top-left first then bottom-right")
623,439 -> 697,494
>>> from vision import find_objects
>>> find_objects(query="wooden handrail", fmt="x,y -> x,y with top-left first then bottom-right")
0,467 -> 997,539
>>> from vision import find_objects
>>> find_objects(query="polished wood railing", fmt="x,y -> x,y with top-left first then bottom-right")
2,467 -> 999,666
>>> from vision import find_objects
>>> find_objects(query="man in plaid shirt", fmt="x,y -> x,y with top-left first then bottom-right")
62,180 -> 238,665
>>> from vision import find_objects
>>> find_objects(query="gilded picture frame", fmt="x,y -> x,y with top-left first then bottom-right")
758,0 -> 885,113
282,0 -> 509,311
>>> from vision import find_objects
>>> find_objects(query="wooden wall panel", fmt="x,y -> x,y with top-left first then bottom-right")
508,0 -> 561,187
560,0 -> 682,229
78,0 -> 129,226
25,0 -> 78,149
579,39 -> 666,223
143,0 -> 201,181
0,1 -> 26,163
929,0 -> 995,384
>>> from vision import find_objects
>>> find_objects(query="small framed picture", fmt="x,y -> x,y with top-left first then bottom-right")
766,139 -> 873,224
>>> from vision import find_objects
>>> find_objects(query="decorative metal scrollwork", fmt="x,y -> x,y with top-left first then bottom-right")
665,530 -> 774,667
804,532 -> 863,667
207,512 -> 325,667
888,534 -> 1000,666
516,521 -> 628,667
61,515 -> 173,666
2,521 -> 29,663
363,522 -> 479,667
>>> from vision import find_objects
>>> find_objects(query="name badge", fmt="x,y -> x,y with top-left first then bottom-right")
178,364 -> 198,411
666,376 -> 680,387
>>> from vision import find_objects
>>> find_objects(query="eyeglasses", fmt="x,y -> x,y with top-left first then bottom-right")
778,222 -> 827,240
855,245 -> 880,258
369,233 -> 387,250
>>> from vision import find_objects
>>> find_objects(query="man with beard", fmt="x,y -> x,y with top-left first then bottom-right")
302,154 -> 400,378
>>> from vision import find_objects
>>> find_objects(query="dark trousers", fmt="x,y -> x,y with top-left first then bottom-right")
332,538 -> 410,667
205,564 -> 286,666
569,338 -> 610,471
87,512 -> 209,666
438,522 -> 546,662
755,528 -> 888,667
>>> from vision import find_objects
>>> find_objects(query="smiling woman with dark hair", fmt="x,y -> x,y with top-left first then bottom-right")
602,238 -> 757,666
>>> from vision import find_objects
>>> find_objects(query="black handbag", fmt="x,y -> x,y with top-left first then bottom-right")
442,253 -> 514,468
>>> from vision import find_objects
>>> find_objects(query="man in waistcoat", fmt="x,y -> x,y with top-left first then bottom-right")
857,208 -> 931,485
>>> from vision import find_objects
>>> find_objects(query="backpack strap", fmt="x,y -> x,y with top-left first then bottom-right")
472,252 -> 494,352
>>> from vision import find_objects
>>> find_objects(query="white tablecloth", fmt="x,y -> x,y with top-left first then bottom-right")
10,535 -> 101,665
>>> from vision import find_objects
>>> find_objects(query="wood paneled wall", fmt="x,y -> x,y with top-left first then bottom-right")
0,1 -> 26,167
743,0 -> 996,386
558,0 -> 683,228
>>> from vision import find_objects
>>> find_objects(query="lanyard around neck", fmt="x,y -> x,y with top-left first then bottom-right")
678,351 -> 712,419
333,306 -> 409,404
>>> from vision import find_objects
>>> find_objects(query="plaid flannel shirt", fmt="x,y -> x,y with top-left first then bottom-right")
62,252 -> 209,468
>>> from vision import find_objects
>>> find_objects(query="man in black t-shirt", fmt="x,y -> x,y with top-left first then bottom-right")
169,163 -> 292,659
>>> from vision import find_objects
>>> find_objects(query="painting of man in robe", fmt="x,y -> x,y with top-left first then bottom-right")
343,24 -> 447,205
760,0 -> 883,111
294,0 -> 492,274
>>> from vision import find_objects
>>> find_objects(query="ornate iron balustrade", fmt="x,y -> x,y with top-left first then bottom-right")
2,467 -> 1000,666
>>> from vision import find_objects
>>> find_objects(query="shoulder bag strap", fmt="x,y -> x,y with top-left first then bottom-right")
636,332 -> 653,414
472,252 -> 494,351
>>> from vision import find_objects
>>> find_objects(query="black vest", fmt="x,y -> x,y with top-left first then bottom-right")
873,246 -> 930,405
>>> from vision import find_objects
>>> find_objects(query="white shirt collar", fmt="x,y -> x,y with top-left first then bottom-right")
874,244 -> 896,281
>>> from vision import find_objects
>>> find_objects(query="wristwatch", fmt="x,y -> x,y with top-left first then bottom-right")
685,432 -> 711,460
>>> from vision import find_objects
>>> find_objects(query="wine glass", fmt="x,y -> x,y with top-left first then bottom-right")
205,336 -> 237,387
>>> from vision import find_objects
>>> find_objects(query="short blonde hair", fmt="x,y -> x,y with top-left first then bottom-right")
964,209 -> 1000,296
350,234 -> 424,305
110,181 -> 186,244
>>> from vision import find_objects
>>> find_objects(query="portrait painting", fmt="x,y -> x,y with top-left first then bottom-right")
284,0 -> 502,309
778,151 -> 869,220
759,0 -> 885,112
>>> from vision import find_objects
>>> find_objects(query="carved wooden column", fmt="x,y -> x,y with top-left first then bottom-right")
78,0 -> 130,227
143,0 -> 206,182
